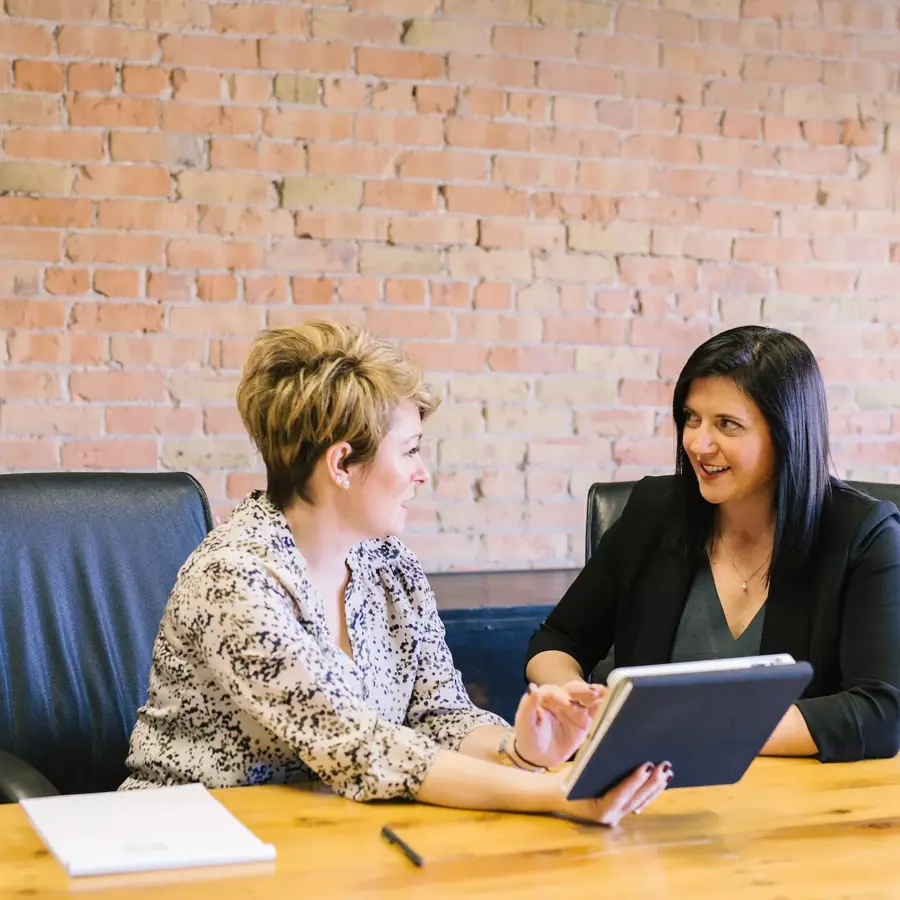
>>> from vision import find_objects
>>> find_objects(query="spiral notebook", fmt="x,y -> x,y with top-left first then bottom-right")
21,783 -> 276,878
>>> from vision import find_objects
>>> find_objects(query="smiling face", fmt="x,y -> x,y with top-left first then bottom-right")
346,400 -> 429,538
681,375 -> 778,510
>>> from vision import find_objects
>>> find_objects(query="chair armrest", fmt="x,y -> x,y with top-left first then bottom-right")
0,751 -> 59,803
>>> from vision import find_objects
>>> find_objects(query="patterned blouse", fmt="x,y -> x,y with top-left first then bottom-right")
121,491 -> 506,801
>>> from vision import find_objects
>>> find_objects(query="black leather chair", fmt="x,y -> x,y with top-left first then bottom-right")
585,478 -> 900,682
0,472 -> 212,803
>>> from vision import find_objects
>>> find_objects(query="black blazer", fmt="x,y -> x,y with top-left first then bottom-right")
526,475 -> 900,763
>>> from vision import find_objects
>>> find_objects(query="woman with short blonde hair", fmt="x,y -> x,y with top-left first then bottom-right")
122,320 -> 670,824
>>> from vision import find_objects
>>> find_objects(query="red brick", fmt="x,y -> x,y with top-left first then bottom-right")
620,379 -> 675,407
97,200 -> 197,232
812,237 -> 889,264
263,109 -> 352,141
93,269 -> 141,298
147,272 -> 192,301
167,239 -> 262,270
0,198 -> 90,228
431,281 -> 470,308
75,164 -> 172,198
295,210 -> 387,241
0,95 -> 60,126
67,94 -> 158,128
740,173 -> 820,205
0,439 -> 57,468
109,334 -> 207,367
62,440 -> 158,470
824,60 -> 892,93
106,407 -> 201,436
290,277 -> 334,305
0,229 -> 60,261
0,23 -> 54,56
357,47 -> 445,80
404,341 -> 486,372
443,185 -> 529,216
700,202 -> 775,233
66,233 -> 164,265
68,61 -> 117,92
58,26 -> 157,59
412,85 -> 458,115
70,371 -> 166,402
0,298 -> 66,328
1,404 -> 103,437
495,25 -> 576,59
123,65 -> 169,95
487,346 -> 573,373
13,61 -> 63,93
4,130 -> 104,162
469,283 -> 510,310
446,118 -> 530,152
448,53 -> 534,88
734,237 -> 810,264
162,33 -> 259,68
398,150 -> 487,181
245,275 -> 288,304
212,2 -> 309,34
624,70 -> 703,106
620,257 -> 699,288
308,144 -> 396,177
617,5 -> 697,39
162,103 -> 259,135
72,301 -> 164,332
385,279 -> 426,306
354,113 -> 443,146
777,268 -> 855,295
171,69 -> 222,102
618,196 -> 699,226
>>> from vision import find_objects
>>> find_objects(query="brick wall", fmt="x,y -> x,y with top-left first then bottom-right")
0,0 -> 898,571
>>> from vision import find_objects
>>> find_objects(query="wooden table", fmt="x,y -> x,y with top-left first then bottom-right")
3,757 -> 900,899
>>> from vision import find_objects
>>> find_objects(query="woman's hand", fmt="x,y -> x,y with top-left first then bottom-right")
547,761 -> 672,826
513,680 -> 606,769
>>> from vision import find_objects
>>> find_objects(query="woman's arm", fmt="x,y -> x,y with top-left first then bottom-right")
795,509 -> 900,762
760,706 -> 818,757
525,650 -> 586,687
417,750 -> 671,826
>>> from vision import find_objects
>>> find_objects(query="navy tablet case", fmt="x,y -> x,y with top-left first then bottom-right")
567,662 -> 814,800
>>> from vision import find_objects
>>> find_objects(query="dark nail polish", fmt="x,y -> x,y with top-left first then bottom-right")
642,762 -> 653,775
662,763 -> 673,777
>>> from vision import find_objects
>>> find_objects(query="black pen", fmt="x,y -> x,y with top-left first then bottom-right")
380,825 -> 423,867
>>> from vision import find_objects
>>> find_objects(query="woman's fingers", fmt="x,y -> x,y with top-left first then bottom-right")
623,762 -> 671,817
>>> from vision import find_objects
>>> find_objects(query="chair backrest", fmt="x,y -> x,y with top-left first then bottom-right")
586,479 -> 900,562
0,472 -> 212,795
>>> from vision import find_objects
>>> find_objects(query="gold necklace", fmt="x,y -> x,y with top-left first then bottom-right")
723,548 -> 771,592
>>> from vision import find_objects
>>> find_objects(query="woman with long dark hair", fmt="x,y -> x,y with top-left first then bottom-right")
526,325 -> 900,762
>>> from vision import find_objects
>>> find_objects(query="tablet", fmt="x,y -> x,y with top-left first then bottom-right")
565,656 -> 814,800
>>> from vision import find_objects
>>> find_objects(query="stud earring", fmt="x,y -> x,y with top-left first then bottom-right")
340,479 -> 350,490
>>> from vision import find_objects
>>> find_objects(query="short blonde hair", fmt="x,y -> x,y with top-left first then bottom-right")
237,320 -> 440,509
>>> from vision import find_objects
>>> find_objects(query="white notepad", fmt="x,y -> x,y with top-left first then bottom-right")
21,783 -> 276,878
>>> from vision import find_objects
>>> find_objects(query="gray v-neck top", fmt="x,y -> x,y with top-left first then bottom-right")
669,562 -> 765,663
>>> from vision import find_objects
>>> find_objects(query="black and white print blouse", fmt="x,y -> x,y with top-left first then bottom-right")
121,491 -> 506,801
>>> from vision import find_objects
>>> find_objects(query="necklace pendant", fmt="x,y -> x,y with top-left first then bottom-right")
741,581 -> 748,591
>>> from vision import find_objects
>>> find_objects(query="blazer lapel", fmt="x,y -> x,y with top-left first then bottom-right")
629,546 -> 697,664
760,566 -> 812,660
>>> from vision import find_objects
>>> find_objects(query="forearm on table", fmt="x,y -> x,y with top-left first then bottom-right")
760,705 -> 818,757
416,748 -> 558,814
457,724 -> 507,764
525,650 -> 585,687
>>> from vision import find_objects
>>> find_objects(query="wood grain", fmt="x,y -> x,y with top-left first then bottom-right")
3,756 -> 900,899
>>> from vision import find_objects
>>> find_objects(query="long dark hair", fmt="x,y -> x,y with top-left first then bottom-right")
672,325 -> 831,575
